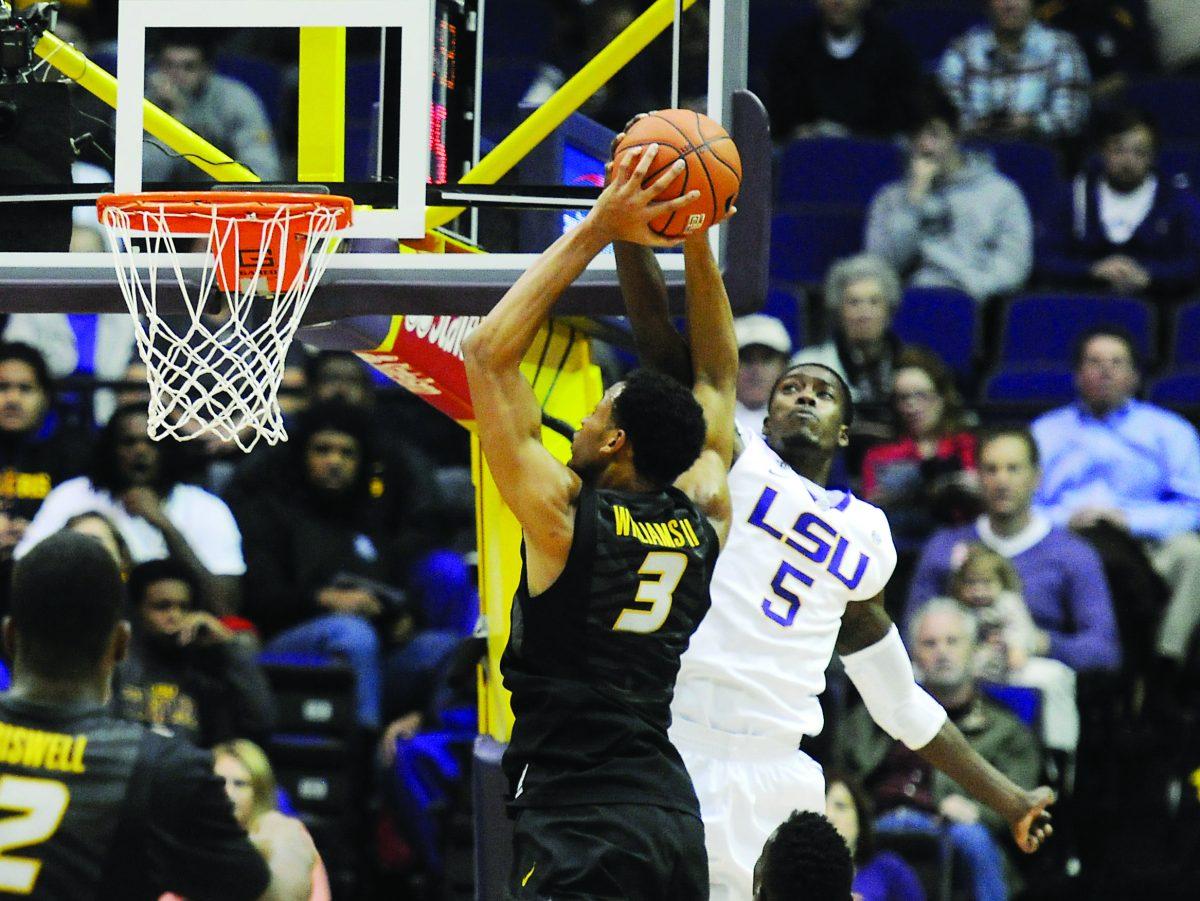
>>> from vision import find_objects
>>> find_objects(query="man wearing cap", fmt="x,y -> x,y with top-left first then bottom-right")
734,314 -> 794,437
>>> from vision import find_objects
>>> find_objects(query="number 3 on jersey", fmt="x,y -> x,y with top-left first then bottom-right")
0,775 -> 70,893
613,551 -> 688,634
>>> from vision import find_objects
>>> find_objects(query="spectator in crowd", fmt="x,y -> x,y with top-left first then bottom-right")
840,600 -> 1042,901
114,558 -> 274,746
861,347 -> 981,549
945,544 -> 1080,752
939,0 -> 1091,141
865,89 -> 1034,303
144,31 -> 283,183
767,0 -> 923,140
1036,0 -> 1159,97
1039,107 -> 1200,298
734,314 -> 793,437
753,810 -> 855,901
231,402 -> 408,731
824,772 -> 926,901
1032,328 -> 1200,685
211,740 -> 332,901
792,254 -> 907,465
14,403 -> 246,615
907,426 -> 1121,674
0,342 -> 90,559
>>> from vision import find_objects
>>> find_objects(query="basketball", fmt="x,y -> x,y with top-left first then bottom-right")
613,109 -> 742,239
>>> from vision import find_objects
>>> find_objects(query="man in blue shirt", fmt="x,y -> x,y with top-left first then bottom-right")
1032,327 -> 1200,674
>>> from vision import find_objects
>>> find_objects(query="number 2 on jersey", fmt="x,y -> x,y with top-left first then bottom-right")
0,775 -> 70,893
613,551 -> 689,634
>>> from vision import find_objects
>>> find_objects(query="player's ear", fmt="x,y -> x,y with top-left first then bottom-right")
601,427 -> 626,456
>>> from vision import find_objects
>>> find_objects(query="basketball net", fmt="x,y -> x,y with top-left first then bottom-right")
99,193 -> 352,452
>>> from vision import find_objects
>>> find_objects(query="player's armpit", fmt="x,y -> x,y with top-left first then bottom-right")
834,591 -> 893,656
674,448 -> 731,548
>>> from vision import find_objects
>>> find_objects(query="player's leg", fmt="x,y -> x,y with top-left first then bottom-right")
508,803 -> 676,900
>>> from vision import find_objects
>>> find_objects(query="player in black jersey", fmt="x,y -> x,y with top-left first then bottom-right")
464,144 -> 738,900
0,530 -> 316,901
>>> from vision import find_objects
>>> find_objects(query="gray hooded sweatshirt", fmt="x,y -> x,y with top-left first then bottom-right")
865,151 -> 1033,302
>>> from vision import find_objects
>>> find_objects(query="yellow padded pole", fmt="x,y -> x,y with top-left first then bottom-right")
425,0 -> 699,229
298,28 -> 347,182
34,31 -> 259,183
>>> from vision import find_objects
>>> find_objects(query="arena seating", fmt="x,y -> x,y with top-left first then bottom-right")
997,294 -> 1155,365
892,286 -> 978,385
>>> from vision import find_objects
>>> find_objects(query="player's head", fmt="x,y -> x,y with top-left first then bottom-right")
213,739 -> 278,830
568,369 -> 706,488
753,810 -> 854,901
128,558 -> 198,643
91,403 -> 190,494
763,363 -> 853,460
0,341 -> 53,434
66,511 -> 133,578
4,531 -> 129,683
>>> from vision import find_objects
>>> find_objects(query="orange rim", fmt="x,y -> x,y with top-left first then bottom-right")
97,192 -> 354,232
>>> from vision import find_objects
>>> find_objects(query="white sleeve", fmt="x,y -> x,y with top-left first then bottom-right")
3,315 -> 79,379
177,491 -> 246,576
840,625 -> 948,750
847,504 -> 898,601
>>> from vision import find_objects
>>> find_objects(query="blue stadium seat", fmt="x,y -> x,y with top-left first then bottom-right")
1148,370 -> 1200,411
999,294 -> 1154,365
1160,145 -> 1200,193
981,366 -> 1075,405
761,283 -> 807,348
771,207 -> 864,284
965,139 -> 1061,223
887,2 -> 987,71
892,286 -> 977,382
778,138 -> 904,208
980,682 -> 1043,730
215,55 -> 284,127
1170,299 -> 1200,368
1126,78 -> 1200,142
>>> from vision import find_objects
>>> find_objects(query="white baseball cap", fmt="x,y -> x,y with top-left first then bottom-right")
734,315 -> 792,356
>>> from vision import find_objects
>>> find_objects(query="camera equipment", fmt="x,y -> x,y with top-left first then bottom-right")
0,1 -> 58,84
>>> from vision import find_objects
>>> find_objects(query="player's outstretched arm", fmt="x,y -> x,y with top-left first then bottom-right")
464,146 -> 698,578
673,231 -> 737,547
836,596 -> 1055,854
614,239 -> 693,385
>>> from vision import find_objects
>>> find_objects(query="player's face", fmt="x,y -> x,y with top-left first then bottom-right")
141,578 -> 192,638
825,781 -> 860,853
115,413 -> 161,487
1075,335 -> 1138,411
978,436 -> 1039,518
913,610 -> 975,691
1102,125 -> 1155,193
305,430 -> 362,495
0,360 -> 47,434
737,345 -> 789,411
214,753 -> 256,828
893,366 -> 944,439
568,385 -> 622,478
838,278 -> 891,345
764,366 -> 849,454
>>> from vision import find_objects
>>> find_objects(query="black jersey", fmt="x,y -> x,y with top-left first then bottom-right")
501,483 -> 718,814
0,694 -> 269,901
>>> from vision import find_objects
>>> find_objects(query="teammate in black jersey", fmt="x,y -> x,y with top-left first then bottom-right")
0,530 -> 315,901
464,145 -> 738,899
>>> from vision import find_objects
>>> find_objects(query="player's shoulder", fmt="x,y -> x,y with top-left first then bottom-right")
136,724 -> 215,792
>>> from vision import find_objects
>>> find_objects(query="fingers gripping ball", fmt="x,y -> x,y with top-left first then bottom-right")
613,109 -> 742,239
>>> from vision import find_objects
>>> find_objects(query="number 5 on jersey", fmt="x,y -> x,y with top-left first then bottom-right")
613,551 -> 689,634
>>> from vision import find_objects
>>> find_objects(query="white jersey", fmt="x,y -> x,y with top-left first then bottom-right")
672,429 -> 897,740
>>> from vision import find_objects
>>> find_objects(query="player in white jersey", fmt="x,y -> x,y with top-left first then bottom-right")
614,238 -> 1054,900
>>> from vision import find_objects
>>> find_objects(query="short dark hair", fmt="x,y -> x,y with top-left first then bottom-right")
127,558 -> 198,609
305,351 -> 371,391
89,403 -> 192,494
977,425 -> 1040,467
611,369 -> 707,487
10,531 -> 125,679
759,810 -> 854,901
772,362 -> 856,428
0,342 -> 53,397
1095,105 -> 1159,150
912,84 -> 961,134
1072,326 -> 1140,372
155,29 -> 215,63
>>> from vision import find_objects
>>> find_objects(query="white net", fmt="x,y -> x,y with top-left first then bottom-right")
100,197 -> 349,453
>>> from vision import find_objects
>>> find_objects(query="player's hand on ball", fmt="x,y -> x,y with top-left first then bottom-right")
591,144 -> 700,247
1011,786 -> 1054,853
